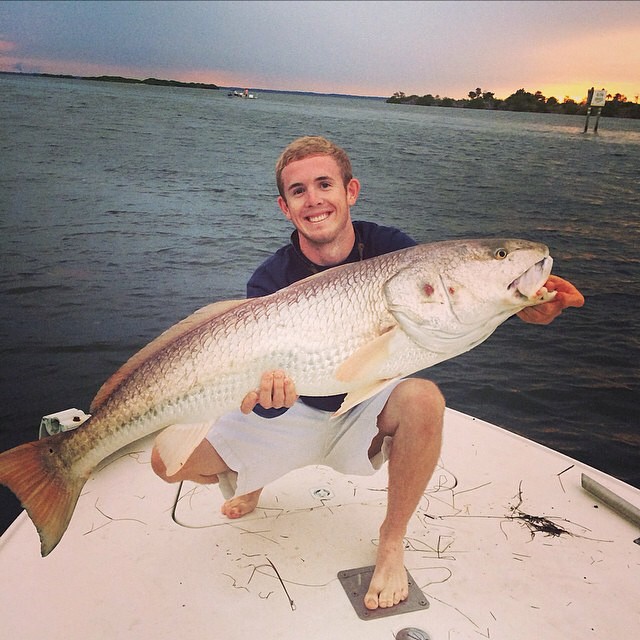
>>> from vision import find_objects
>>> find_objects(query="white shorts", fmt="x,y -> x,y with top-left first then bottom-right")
206,381 -> 402,499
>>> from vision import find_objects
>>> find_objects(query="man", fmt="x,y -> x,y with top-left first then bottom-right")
152,136 -> 584,610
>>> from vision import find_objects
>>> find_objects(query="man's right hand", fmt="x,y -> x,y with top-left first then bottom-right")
240,370 -> 298,414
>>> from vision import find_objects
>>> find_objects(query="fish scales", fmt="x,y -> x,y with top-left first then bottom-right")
66,253 -> 401,472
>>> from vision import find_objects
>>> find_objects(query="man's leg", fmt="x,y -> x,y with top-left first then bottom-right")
150,438 -> 263,517
364,378 -> 445,610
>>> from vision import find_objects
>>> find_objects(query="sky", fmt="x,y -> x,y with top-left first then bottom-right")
0,1 -> 638,101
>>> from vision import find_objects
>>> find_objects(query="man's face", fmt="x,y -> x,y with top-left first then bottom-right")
277,154 -> 359,250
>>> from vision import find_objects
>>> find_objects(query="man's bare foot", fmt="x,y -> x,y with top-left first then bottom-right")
364,539 -> 409,610
221,488 -> 263,519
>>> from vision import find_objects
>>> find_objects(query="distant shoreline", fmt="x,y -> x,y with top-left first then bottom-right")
0,70 -> 385,100
3,71 -> 636,116
0,70 -> 221,91
387,88 -> 640,119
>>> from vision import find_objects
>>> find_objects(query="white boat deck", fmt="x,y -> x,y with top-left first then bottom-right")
1,408 -> 638,639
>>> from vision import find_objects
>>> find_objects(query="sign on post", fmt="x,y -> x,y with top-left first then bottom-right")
584,87 -> 606,133
590,89 -> 607,107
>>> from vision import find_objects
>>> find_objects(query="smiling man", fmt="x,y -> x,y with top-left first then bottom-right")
151,136 -> 584,611
276,150 -> 360,264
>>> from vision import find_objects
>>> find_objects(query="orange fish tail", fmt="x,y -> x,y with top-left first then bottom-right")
0,435 -> 87,556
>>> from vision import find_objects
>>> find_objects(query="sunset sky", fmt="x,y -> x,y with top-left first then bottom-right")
1,1 -> 638,102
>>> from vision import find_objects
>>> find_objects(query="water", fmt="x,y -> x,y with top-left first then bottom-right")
1,74 -> 639,535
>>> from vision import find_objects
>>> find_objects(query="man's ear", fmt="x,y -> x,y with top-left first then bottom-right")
347,178 -> 361,205
277,195 -> 292,220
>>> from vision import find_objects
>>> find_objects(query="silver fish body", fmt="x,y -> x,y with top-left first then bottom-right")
0,238 -> 554,555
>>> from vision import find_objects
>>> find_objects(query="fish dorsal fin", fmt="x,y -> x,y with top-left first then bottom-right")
153,422 -> 214,476
335,325 -> 398,384
333,378 -> 399,417
90,299 -> 247,412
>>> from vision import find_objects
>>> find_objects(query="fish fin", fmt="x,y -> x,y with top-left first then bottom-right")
0,433 -> 88,557
90,299 -> 247,412
333,378 -> 398,417
335,326 -> 398,383
154,422 -> 214,477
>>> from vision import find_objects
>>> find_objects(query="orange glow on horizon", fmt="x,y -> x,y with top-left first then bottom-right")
0,40 -> 17,53
1,53 -> 637,103
536,82 -> 640,104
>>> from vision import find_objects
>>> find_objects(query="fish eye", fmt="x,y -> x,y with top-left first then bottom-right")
494,248 -> 508,260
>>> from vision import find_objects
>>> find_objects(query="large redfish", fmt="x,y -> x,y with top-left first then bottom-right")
0,239 -> 554,556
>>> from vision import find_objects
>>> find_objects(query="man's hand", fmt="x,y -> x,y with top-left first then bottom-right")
517,275 -> 585,325
240,370 -> 298,414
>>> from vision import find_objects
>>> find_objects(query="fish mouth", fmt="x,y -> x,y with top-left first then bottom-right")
509,256 -> 554,300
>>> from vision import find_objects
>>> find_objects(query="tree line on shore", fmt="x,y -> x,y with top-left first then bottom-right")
387,87 -> 640,119
0,71 -> 220,91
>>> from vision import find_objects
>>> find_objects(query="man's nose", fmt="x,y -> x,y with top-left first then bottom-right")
305,186 -> 323,206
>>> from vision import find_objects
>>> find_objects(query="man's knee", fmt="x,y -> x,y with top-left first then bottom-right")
397,378 -> 445,418
379,378 -> 445,438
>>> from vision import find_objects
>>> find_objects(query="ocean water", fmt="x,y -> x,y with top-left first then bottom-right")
1,74 -> 638,535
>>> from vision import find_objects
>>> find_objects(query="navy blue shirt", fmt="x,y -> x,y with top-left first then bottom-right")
248,220 -> 416,415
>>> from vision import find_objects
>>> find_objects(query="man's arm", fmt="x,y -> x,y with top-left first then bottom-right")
517,275 -> 585,325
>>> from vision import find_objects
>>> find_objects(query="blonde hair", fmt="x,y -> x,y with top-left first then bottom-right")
275,136 -> 353,198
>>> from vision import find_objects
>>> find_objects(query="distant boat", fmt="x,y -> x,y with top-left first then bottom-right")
227,88 -> 257,99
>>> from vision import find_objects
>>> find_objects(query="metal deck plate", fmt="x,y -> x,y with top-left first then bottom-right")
337,565 -> 429,620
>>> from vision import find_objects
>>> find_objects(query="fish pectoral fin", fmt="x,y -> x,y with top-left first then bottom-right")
333,379 -> 399,418
154,422 -> 214,477
335,326 -> 399,383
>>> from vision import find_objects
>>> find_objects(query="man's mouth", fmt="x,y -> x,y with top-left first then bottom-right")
307,212 -> 331,224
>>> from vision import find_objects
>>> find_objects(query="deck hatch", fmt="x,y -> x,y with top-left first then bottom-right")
337,565 -> 429,620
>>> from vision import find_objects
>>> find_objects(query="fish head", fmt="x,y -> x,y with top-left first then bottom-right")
384,239 -> 555,354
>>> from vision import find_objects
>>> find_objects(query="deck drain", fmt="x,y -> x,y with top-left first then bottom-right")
396,628 -> 431,640
310,487 -> 334,500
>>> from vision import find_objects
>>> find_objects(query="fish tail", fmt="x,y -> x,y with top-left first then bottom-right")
0,434 -> 87,557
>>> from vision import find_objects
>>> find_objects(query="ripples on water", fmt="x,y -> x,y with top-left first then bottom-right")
1,75 -> 638,533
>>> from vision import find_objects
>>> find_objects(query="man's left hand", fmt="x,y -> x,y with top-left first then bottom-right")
517,275 -> 585,325
240,370 -> 298,414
